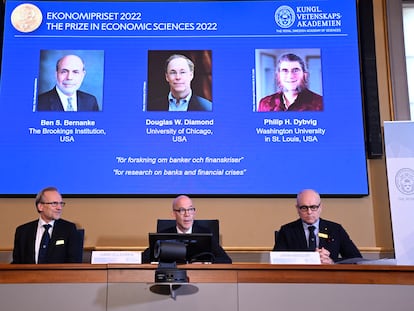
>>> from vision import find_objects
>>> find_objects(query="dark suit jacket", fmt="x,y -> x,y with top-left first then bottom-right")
273,218 -> 362,262
142,223 -> 232,264
12,218 -> 83,264
37,87 -> 99,111
147,95 -> 212,111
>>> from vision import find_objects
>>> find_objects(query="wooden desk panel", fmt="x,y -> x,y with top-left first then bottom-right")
231,263 -> 414,285
0,264 -> 107,283
2,263 -> 414,285
1,264 -> 414,311
106,264 -> 238,283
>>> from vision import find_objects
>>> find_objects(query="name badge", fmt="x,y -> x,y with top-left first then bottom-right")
270,251 -> 321,264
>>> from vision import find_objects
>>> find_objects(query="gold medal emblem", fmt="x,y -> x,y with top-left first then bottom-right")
11,3 -> 43,33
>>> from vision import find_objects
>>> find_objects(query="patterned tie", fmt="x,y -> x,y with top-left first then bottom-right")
308,225 -> 316,250
38,224 -> 51,264
67,97 -> 74,111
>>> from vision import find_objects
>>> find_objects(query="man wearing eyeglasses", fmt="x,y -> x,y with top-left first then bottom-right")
273,189 -> 362,264
12,186 -> 83,264
258,52 -> 323,112
142,195 -> 231,263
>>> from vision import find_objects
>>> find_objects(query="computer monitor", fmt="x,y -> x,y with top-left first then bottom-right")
148,233 -> 213,263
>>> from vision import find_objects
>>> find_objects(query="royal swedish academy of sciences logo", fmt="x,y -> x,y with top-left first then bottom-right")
395,168 -> 414,195
274,5 -> 295,29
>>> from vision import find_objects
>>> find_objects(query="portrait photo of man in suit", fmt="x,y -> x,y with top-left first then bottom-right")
146,51 -> 213,111
12,186 -> 83,264
37,50 -> 103,111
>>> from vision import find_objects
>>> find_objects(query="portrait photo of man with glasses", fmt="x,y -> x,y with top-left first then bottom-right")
256,50 -> 323,112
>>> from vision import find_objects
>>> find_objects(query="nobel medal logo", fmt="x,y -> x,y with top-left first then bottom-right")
274,5 -> 295,29
11,3 -> 43,33
395,168 -> 414,195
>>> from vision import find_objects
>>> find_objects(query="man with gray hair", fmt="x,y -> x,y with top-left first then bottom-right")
12,186 -> 83,264
38,54 -> 99,111
273,189 -> 361,263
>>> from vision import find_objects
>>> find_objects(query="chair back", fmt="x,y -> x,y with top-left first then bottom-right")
274,230 -> 278,245
77,229 -> 85,247
77,229 -> 85,261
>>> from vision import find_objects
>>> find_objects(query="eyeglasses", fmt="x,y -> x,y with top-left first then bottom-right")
41,201 -> 66,207
298,204 -> 320,212
173,207 -> 196,215
279,68 -> 302,75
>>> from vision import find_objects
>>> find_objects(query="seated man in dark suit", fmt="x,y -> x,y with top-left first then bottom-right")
37,54 -> 99,111
142,195 -> 231,263
273,189 -> 362,264
12,186 -> 83,264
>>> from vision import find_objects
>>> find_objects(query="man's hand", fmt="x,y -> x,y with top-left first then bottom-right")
317,247 -> 334,264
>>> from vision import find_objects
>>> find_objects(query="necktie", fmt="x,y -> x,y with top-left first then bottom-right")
38,224 -> 51,264
67,97 -> 74,111
308,225 -> 316,250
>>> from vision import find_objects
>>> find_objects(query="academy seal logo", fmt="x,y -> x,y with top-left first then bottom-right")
274,5 -> 295,28
395,168 -> 414,195
11,3 -> 43,33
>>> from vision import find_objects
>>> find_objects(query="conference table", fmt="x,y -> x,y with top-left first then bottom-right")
1,263 -> 413,311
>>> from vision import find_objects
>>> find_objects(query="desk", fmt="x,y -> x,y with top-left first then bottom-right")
1,264 -> 413,311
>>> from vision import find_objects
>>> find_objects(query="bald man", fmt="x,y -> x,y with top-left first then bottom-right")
273,189 -> 362,264
142,195 -> 231,264
38,54 -> 99,111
